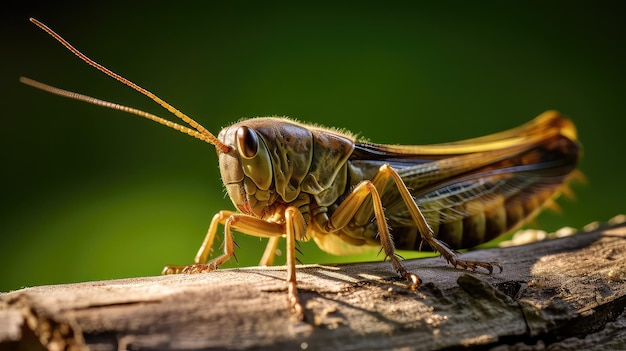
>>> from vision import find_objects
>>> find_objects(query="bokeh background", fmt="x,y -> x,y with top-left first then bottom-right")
1,2 -> 624,292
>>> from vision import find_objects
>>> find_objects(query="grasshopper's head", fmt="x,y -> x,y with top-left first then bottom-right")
22,19 -> 350,220
217,122 -> 275,217
217,118 -> 315,218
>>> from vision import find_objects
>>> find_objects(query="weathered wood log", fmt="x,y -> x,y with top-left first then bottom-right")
1,220 -> 625,351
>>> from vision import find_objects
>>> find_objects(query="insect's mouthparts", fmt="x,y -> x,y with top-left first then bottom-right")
237,203 -> 254,216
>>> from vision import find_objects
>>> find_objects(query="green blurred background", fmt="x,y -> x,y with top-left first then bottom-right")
1,2 -> 624,292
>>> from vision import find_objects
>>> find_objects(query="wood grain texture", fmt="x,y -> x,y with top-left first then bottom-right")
1,221 -> 625,351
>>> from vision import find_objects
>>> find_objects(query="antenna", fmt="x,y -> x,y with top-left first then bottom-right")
20,77 -> 217,144
23,18 -> 230,153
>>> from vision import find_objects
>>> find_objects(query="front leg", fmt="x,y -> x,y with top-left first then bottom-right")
162,208 -> 305,320
285,206 -> 306,319
161,210 -> 284,274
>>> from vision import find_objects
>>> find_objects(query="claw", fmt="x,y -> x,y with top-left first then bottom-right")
446,258 -> 502,274
161,265 -> 184,275
288,281 -> 304,321
181,262 -> 218,274
403,272 -> 421,290
161,263 -> 219,274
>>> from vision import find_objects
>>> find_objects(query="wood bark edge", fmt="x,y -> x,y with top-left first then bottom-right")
1,219 -> 625,351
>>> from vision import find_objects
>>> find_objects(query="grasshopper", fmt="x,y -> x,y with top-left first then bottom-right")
22,18 -> 580,319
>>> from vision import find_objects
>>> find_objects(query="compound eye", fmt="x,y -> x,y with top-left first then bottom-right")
236,126 -> 258,159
